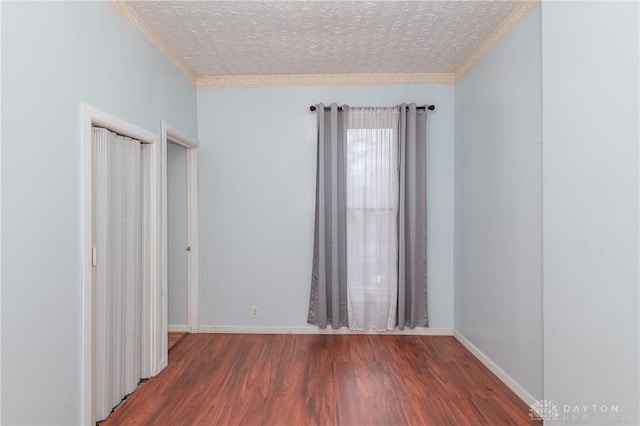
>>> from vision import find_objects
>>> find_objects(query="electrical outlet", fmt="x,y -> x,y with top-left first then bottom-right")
250,305 -> 259,318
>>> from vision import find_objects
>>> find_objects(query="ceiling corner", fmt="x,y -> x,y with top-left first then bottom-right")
454,0 -> 541,81
107,0 -> 196,84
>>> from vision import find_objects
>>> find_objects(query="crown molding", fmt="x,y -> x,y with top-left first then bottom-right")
196,73 -> 455,88
454,0 -> 540,79
107,0 -> 196,84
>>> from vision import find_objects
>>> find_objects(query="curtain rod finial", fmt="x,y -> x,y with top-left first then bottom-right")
309,105 -> 317,111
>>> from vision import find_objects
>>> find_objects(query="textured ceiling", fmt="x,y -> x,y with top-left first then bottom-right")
124,1 -> 526,79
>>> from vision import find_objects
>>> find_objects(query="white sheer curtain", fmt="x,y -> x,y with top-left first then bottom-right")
346,107 -> 399,330
93,127 -> 151,422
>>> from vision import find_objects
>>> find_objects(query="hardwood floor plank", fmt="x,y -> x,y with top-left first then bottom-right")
101,334 -> 540,426
168,332 -> 188,350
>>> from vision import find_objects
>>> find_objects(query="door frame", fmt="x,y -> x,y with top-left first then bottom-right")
160,121 -> 199,366
81,104 -> 161,426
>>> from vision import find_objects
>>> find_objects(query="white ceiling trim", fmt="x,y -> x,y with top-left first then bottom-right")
455,0 -> 540,79
196,73 -> 455,88
107,1 -> 196,84
109,0 -> 539,88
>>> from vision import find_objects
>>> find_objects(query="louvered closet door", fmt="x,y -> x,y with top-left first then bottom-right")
93,127 -> 148,422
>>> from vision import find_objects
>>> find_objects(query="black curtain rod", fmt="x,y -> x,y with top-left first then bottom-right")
309,105 -> 435,112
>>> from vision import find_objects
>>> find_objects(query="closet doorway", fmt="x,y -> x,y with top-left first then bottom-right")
161,122 -> 199,360
81,105 -> 161,426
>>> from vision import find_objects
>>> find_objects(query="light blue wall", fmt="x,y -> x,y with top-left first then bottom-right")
454,6 -> 542,399
196,85 -> 455,329
542,2 -> 639,422
1,2 -> 197,424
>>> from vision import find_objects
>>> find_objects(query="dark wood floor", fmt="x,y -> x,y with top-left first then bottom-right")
169,331 -> 188,351
102,334 -> 539,426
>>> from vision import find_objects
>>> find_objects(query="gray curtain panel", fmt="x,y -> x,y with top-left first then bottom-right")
308,103 -> 429,329
398,103 -> 429,328
308,103 -> 349,328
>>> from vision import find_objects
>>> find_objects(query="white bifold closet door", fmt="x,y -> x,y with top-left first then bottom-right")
93,127 -> 152,422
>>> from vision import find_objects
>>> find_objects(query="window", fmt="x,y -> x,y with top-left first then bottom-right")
345,108 -> 399,330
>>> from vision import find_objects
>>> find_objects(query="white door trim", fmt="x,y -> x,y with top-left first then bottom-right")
81,104 -> 160,426
161,121 -> 199,367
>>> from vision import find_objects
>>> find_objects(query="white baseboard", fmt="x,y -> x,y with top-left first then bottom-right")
453,330 -> 536,407
168,325 -> 189,332
198,325 -> 453,335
